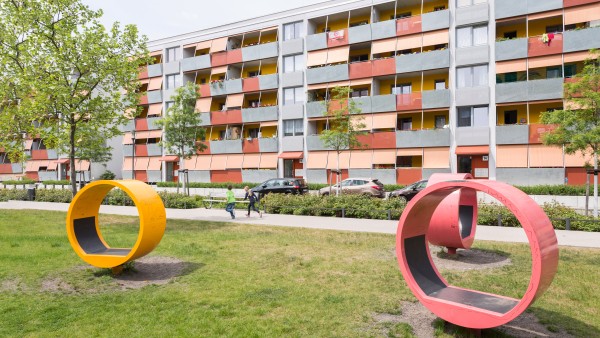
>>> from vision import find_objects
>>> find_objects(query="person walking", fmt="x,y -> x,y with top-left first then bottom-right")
225,185 -> 236,219
244,186 -> 262,218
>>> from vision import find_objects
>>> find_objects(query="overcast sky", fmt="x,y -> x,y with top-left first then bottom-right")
82,0 -> 326,41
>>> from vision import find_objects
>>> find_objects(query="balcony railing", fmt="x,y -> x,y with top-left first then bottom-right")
396,16 -> 422,36
528,33 -> 563,57
396,92 -> 422,111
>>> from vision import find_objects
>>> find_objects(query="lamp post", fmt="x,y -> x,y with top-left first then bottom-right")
131,130 -> 136,180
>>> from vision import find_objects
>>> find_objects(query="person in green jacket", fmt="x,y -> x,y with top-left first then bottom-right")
225,185 -> 236,219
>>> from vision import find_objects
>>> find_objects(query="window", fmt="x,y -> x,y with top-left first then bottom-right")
351,88 -> 369,97
392,12 -> 412,19
547,66 -> 562,79
284,87 -> 304,105
247,128 -> 259,138
457,0 -> 487,7
392,83 -> 412,95
435,80 -> 446,90
457,106 -> 489,127
283,22 -> 303,41
546,25 -> 562,34
284,119 -> 303,136
504,110 -> 517,125
166,74 -> 181,89
165,101 -> 174,114
457,65 -> 488,88
457,25 -> 488,48
400,118 -> 412,131
283,54 -> 304,73
166,47 -> 179,62
249,99 -> 261,108
565,64 -> 577,78
435,115 -> 447,129
248,71 -> 261,78
504,31 -> 517,39
350,54 -> 369,62
396,156 -> 413,168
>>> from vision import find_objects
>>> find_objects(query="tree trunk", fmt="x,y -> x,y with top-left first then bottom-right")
181,153 -> 186,196
70,123 -> 77,196
594,154 -> 598,218
336,151 -> 340,196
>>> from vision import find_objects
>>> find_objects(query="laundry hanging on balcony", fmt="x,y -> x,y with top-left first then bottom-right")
328,29 -> 345,40
541,33 -> 554,46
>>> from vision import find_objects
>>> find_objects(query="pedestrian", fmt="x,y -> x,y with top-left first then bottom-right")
244,186 -> 262,218
225,185 -> 236,219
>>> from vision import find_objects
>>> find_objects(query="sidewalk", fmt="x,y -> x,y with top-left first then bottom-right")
1,200 -> 599,249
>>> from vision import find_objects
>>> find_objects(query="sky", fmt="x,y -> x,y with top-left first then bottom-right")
82,0 -> 327,41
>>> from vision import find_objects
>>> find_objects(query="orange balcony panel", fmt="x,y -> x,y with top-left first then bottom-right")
26,172 -> 39,181
564,0 -> 600,7
197,141 -> 211,155
0,164 -> 13,174
327,99 -> 348,113
528,34 -> 563,57
135,144 -> 148,156
327,29 -> 349,48
372,58 -> 396,77
242,139 -> 260,153
30,149 -> 48,160
134,171 -> 148,182
243,77 -> 260,92
211,109 -> 243,125
396,168 -> 422,185
396,93 -> 422,111
227,49 -> 243,64
198,84 -> 211,97
349,61 -> 372,79
357,132 -> 396,149
529,123 -> 557,144
135,118 -> 149,131
138,66 -> 148,79
396,16 -> 422,36
211,169 -> 242,183
211,51 -> 228,67
139,95 -> 148,105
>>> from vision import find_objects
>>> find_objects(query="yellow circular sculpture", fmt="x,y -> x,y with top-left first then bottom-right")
66,180 -> 166,269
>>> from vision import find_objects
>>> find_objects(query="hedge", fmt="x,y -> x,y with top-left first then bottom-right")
515,185 -> 587,196
1,179 -> 36,186
42,180 -> 71,186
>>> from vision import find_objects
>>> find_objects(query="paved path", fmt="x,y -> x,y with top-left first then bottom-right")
1,200 -> 599,249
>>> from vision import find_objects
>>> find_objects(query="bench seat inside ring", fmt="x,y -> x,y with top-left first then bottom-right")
73,216 -> 131,257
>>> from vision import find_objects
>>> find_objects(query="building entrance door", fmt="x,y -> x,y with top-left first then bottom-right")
284,159 -> 294,178
458,156 -> 472,175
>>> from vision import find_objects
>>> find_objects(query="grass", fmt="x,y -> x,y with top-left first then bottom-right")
0,210 -> 599,337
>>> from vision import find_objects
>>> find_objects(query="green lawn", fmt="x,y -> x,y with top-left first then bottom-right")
0,210 -> 599,337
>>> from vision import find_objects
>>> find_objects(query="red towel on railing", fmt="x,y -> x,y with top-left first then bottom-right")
548,33 -> 555,46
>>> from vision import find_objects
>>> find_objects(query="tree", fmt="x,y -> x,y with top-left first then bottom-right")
154,82 -> 207,195
0,0 -> 151,195
541,50 -> 600,217
319,86 -> 366,195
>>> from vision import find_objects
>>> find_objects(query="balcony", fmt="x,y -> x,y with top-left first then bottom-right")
372,94 -> 397,113
496,38 -> 528,61
371,20 -> 396,41
455,3 -> 489,27
496,78 -> 564,104
134,144 -> 148,156
0,163 -> 22,174
210,109 -> 243,125
209,81 -> 227,96
496,124 -> 529,145
259,137 -> 279,152
241,42 -> 278,62
356,131 -> 396,149
147,90 -> 162,104
181,54 -> 211,72
307,135 -> 331,151
135,117 -> 162,131
529,123 -> 557,144
211,52 -> 228,67
258,74 -> 279,91
147,64 -> 162,78
199,112 -> 211,126
242,138 -> 260,153
372,58 -> 396,76
198,84 -> 211,97
227,49 -> 243,64
395,49 -> 450,74
147,144 -> 162,156
348,24 -> 372,44
224,79 -> 243,94
396,16 -> 422,37
139,94 -> 148,105
563,27 -> 600,53
241,106 -> 279,123
564,0 -> 600,7
528,34 -> 563,57
327,29 -> 348,48
242,77 -> 260,92
210,139 -> 243,154
422,90 -> 451,109
138,66 -> 148,79
306,64 -> 349,84
422,10 -> 450,32
396,93 -> 422,111
351,96 -> 372,114
349,61 -> 372,79
306,101 -> 326,118
396,129 -> 451,148
306,32 -> 327,51
495,0 -> 562,19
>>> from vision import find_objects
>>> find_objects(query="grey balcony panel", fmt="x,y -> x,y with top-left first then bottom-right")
258,74 -> 279,90
306,101 -> 326,118
282,136 -> 304,151
188,170 -> 211,183
242,170 -> 277,183
281,38 -> 304,56
396,129 -> 451,148
147,170 -> 162,183
225,79 -> 243,94
455,86 -> 490,106
121,119 -> 134,132
307,135 -> 332,151
371,20 -> 396,40
496,81 -> 528,103
259,138 -> 279,152
371,95 -> 396,113
199,112 -> 211,126
306,169 -> 327,184
122,170 -> 133,180
163,61 -> 180,75
423,168 -> 452,179
147,117 -> 162,130
306,64 -> 349,84
455,45 -> 489,67
456,3 -> 489,27
564,27 -> 600,53
306,33 -> 327,51
147,144 -> 162,157
209,82 -> 227,96
123,145 -> 133,157
282,103 -> 305,120
422,10 -> 450,32
497,168 -> 564,186
242,106 -> 279,123
422,90 -> 450,109
242,45 -> 261,62
147,90 -> 163,104
396,50 -> 449,74
353,169 -> 396,185
46,149 -> 58,160
495,38 -> 528,61
181,55 -> 211,72
282,71 -> 304,88
260,42 -> 279,59
528,0 -> 562,14
495,0 -> 527,19
496,125 -> 529,145
348,24 -> 372,44
528,78 -> 564,101
147,64 -> 163,78
351,96 -> 372,114
210,140 -> 243,154
163,88 -> 176,101
455,126 -> 490,146
11,163 -> 22,173
39,171 -> 58,181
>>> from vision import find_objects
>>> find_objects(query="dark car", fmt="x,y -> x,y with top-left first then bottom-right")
389,180 -> 428,201
252,178 -> 309,198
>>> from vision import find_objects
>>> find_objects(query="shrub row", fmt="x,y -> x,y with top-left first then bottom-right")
515,185 -> 587,196
1,178 -> 36,186
41,180 -> 71,186
156,182 -> 259,189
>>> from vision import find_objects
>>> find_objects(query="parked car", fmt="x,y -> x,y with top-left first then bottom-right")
251,178 -> 309,198
389,180 -> 428,201
319,178 -> 385,198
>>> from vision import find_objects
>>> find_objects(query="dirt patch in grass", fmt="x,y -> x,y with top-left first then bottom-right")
41,278 -> 75,293
112,256 -> 189,290
373,301 -> 437,337
0,278 -> 28,293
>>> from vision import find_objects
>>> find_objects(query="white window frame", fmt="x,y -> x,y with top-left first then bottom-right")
166,47 -> 180,62
283,87 -> 305,105
283,21 -> 303,41
457,106 -> 489,127
283,119 -> 304,136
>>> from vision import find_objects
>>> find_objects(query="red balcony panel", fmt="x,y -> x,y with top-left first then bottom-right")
372,58 -> 396,77
242,139 -> 260,153
396,93 -> 423,111
227,49 -> 243,64
327,169 -> 349,183
327,29 -> 349,48
211,51 -> 228,67
242,77 -> 260,92
210,109 -> 243,125
396,16 -> 422,36
135,118 -> 149,131
25,172 -> 39,181
349,61 -> 372,79
529,123 -> 557,144
198,84 -> 211,97
566,167 -> 587,185
396,168 -> 423,185
135,144 -> 148,156
528,34 -> 563,57
211,169 -> 242,183
138,66 -> 148,79
134,171 -> 148,182
139,95 -> 148,105
564,0 -> 600,7
31,149 -> 48,160
0,164 -> 12,174
357,131 -> 396,149
197,141 -> 211,154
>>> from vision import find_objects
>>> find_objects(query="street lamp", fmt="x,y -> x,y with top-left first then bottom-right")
131,130 -> 136,180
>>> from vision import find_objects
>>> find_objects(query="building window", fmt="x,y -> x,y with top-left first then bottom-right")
435,115 -> 447,129
399,118 -> 413,131
435,80 -> 446,90
283,54 -> 304,73
351,88 -> 369,97
166,74 -> 181,89
284,119 -> 303,136
283,21 -> 303,41
457,106 -> 489,127
457,25 -> 488,48
247,128 -> 260,139
284,87 -> 304,105
565,64 -> 577,78
396,156 -> 413,168
165,101 -> 174,114
546,25 -> 563,33
392,83 -> 412,95
547,66 -> 562,79
350,54 -> 369,63
248,70 -> 261,78
166,47 -> 179,62
504,110 -> 517,125
457,65 -> 488,88
456,0 -> 487,7
248,99 -> 261,108
392,12 -> 412,20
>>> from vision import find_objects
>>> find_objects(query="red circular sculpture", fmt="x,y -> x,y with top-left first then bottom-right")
427,174 -> 477,254
396,179 -> 558,329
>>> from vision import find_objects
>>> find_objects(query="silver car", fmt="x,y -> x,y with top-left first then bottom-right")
319,178 -> 385,198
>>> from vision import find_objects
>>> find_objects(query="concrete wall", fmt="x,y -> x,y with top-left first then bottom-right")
348,169 -> 396,185
242,170 -> 277,183
496,168 -> 565,186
